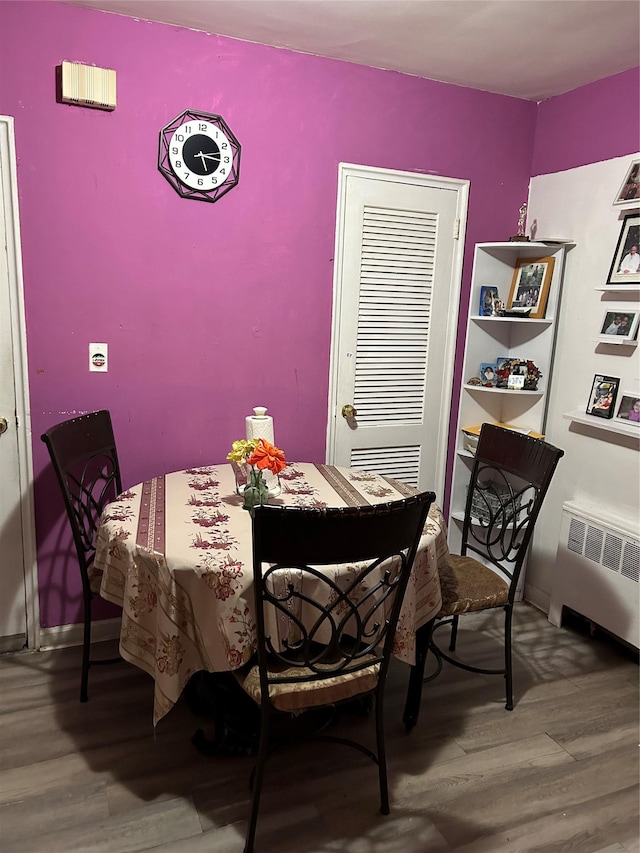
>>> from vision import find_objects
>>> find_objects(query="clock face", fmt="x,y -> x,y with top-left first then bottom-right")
158,110 -> 241,203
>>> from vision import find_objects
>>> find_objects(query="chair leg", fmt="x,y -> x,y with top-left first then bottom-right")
403,618 -> 435,732
80,590 -> 92,703
504,605 -> 514,711
243,710 -> 271,853
448,614 -> 459,652
375,692 -> 390,815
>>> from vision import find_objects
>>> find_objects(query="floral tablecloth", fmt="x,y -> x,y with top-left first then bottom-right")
95,462 -> 448,724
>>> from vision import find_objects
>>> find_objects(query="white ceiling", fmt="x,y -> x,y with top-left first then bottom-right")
61,0 -> 639,101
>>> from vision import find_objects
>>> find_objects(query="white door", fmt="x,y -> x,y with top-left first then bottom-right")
0,116 -> 38,651
327,164 -> 468,502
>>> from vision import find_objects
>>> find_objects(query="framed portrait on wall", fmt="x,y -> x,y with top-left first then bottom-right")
597,308 -> 640,342
615,393 -> 640,425
607,213 -> 640,285
506,256 -> 555,318
585,374 -> 619,420
613,159 -> 640,205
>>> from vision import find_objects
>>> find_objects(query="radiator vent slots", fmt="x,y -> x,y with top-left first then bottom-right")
602,534 -> 623,572
566,516 -> 638,583
622,543 -> 640,583
567,518 -> 586,553
584,525 -> 604,564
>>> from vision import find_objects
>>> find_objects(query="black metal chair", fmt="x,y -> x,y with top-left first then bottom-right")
41,410 -> 123,702
234,492 -> 435,853
403,424 -> 564,731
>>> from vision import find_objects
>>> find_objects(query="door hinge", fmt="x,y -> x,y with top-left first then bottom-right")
453,218 -> 460,240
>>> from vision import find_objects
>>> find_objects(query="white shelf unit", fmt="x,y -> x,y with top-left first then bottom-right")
449,242 -> 567,561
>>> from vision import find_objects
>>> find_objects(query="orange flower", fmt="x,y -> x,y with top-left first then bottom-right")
246,438 -> 287,474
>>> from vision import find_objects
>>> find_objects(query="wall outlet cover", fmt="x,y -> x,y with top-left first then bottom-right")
89,343 -> 108,372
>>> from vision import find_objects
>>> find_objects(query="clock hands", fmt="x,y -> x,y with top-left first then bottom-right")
193,150 -> 221,172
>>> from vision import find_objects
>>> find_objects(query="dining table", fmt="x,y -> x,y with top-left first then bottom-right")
94,461 -> 449,725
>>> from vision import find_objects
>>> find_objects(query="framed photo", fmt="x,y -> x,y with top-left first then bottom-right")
495,356 -> 542,391
613,159 -> 640,205
506,256 -> 555,318
479,285 -> 499,316
586,374 -> 619,420
615,393 -> 640,425
607,213 -> 640,285
479,362 -> 497,387
598,308 -> 640,342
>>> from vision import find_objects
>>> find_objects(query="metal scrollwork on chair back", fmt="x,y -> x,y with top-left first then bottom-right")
467,463 -> 539,574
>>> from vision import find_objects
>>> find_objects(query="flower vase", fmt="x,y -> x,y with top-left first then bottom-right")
232,462 -> 249,495
242,468 -> 270,511
262,468 -> 281,497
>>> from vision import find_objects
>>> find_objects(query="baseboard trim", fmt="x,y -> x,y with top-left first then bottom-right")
523,585 -> 550,615
0,634 -> 27,654
38,618 -> 121,651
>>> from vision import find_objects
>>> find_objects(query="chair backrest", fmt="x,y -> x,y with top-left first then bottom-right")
462,423 -> 564,594
41,410 -> 122,583
251,492 -> 435,703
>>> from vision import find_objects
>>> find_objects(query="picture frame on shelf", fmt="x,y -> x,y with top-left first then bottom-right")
495,357 -> 542,391
479,362 -> 497,387
586,374 -> 619,420
598,308 -> 640,342
506,256 -> 555,318
479,285 -> 499,316
615,393 -> 640,425
607,213 -> 640,285
613,159 -> 640,205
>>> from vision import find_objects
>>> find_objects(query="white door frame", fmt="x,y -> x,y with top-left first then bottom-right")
326,162 -> 468,502
1,115 -> 40,650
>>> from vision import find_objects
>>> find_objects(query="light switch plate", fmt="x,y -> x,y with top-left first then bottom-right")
89,343 -> 108,372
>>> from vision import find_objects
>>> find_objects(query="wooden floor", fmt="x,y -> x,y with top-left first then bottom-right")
1,603 -> 638,853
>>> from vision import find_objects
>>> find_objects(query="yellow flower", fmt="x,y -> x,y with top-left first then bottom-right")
226,439 -> 258,465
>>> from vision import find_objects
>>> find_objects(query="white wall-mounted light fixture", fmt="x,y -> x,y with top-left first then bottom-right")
57,61 -> 116,111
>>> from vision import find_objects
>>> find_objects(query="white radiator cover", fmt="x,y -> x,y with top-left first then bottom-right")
549,501 -> 639,649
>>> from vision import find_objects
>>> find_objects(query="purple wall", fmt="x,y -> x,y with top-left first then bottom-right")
2,2 -> 632,631
532,67 -> 640,176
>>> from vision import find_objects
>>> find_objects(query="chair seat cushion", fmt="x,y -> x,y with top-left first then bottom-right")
234,657 -> 380,713
88,564 -> 104,595
438,554 -> 509,617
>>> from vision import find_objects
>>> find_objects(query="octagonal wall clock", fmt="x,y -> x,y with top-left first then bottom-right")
158,109 -> 241,203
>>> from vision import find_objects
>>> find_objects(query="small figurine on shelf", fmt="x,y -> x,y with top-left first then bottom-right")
509,202 -> 530,242
524,361 -> 543,390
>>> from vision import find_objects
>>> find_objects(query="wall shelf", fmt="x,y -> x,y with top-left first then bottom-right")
471,315 -> 553,326
592,337 -> 638,347
563,410 -> 640,438
465,384 -> 544,396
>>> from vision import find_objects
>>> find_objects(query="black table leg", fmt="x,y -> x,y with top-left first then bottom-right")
403,618 -> 435,732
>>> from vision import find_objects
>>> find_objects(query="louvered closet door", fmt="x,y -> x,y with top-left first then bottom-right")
328,166 -> 466,499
